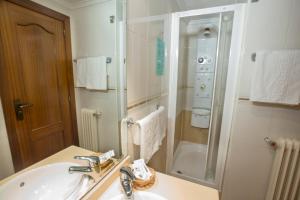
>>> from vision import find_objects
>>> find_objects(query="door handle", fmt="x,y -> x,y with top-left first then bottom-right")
14,99 -> 33,121
18,103 -> 33,109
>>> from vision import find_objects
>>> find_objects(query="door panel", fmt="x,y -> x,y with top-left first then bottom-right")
0,1 -> 77,170
17,24 -> 63,129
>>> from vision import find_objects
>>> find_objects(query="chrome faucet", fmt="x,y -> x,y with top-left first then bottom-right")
120,167 -> 136,199
69,166 -> 93,173
74,156 -> 100,167
69,156 -> 100,173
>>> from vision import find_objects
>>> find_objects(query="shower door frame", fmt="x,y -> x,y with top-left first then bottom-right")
166,4 -> 247,190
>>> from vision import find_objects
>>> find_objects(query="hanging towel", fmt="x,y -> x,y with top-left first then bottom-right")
250,50 -> 300,105
86,56 -> 108,90
137,106 -> 166,163
158,106 -> 167,143
74,58 -> 87,87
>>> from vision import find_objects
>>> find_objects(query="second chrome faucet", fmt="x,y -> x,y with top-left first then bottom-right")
69,156 -> 100,173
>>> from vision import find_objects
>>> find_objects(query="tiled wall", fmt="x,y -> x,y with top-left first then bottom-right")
222,0 -> 300,199
126,0 -> 179,172
181,110 -> 209,144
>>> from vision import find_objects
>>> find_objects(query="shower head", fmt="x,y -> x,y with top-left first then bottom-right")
198,25 -> 217,37
203,27 -> 211,37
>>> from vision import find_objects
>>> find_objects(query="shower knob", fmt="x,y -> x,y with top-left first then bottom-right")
197,57 -> 204,64
200,84 -> 206,90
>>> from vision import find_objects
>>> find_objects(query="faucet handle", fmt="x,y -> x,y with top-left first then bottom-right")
69,166 -> 92,173
74,156 -> 100,167
120,167 -> 136,180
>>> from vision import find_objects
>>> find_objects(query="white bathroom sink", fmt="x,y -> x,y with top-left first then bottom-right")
109,191 -> 167,200
99,176 -> 168,200
0,162 -> 94,200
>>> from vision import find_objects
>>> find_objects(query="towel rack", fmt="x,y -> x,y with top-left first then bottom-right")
73,57 -> 112,64
93,111 -> 102,118
126,118 -> 136,127
126,104 -> 161,127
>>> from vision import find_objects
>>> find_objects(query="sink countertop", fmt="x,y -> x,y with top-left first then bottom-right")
0,146 -> 96,185
100,172 -> 219,200
86,157 -> 219,200
146,172 -> 219,200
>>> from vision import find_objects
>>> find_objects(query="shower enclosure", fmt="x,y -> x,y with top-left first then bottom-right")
167,4 -> 246,189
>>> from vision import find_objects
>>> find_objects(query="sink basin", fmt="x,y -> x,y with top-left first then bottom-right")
0,162 -> 94,200
109,191 -> 167,200
99,177 -> 168,200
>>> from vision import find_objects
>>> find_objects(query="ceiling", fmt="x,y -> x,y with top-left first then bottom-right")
175,0 -> 247,11
51,0 -> 110,9
50,0 -> 247,11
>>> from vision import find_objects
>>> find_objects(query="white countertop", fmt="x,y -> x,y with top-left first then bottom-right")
99,171 -> 219,200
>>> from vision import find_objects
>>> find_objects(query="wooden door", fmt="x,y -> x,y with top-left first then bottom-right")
0,0 -> 78,171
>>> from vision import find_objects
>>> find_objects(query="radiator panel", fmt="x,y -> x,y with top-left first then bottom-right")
266,138 -> 300,200
80,108 -> 99,152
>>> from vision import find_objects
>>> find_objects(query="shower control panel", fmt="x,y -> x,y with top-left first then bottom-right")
196,56 -> 214,73
197,56 -> 212,64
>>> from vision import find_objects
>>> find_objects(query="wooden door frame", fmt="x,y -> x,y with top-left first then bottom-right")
0,0 -> 78,171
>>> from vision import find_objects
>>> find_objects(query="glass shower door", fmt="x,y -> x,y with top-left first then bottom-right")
168,5 -> 245,189
205,11 -> 234,181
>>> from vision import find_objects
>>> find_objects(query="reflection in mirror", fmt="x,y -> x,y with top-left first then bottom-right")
0,0 -> 126,198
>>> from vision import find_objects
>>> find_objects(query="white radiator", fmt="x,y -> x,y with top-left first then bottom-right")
266,138 -> 300,200
80,108 -> 99,152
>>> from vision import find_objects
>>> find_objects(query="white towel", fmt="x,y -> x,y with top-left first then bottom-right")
158,106 -> 167,144
86,56 -> 108,90
74,58 -> 87,87
250,50 -> 300,105
137,106 -> 166,163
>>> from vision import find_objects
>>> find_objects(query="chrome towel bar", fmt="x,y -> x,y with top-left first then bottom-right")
73,57 -> 112,64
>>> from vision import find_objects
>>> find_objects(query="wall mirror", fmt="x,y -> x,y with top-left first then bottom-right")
0,0 -> 127,197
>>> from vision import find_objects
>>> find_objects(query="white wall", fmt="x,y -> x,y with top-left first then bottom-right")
0,99 -> 14,179
221,0 -> 300,199
126,0 -> 178,107
72,1 -> 121,155
72,1 -> 117,89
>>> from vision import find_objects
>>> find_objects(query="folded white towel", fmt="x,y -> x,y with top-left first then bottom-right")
137,106 -> 166,163
250,50 -> 300,105
86,56 -> 108,90
74,58 -> 87,87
